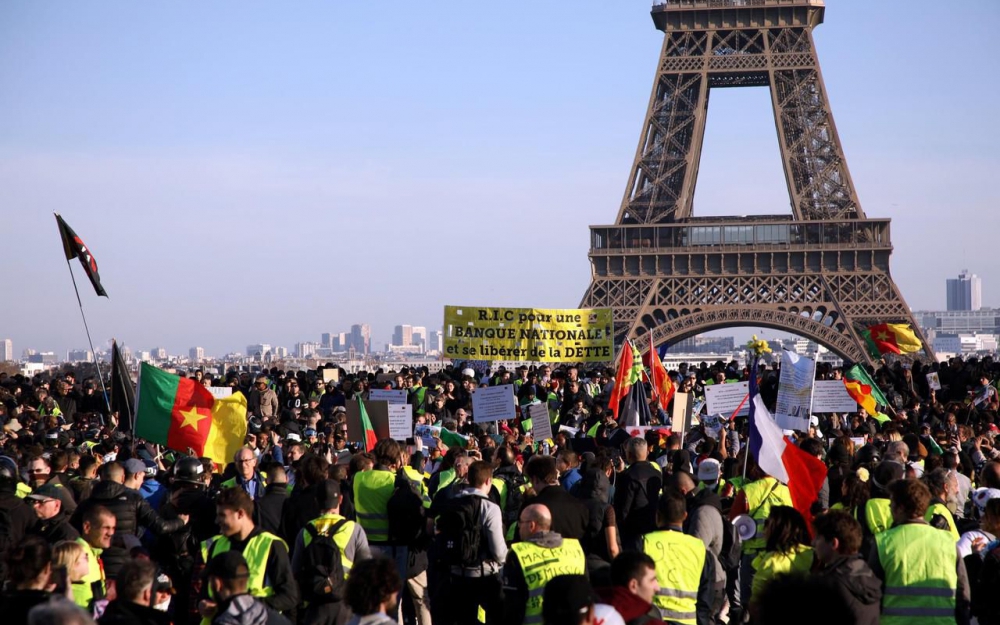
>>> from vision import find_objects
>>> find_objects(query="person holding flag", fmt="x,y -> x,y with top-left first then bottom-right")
727,336 -> 827,620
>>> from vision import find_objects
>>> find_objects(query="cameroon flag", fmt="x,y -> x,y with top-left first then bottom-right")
843,364 -> 889,416
135,363 -> 247,464
866,323 -> 922,355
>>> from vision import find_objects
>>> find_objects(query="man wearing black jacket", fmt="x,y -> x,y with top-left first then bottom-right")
615,437 -> 663,551
813,511 -> 882,625
522,455 -> 590,540
256,465 -> 289,535
71,462 -> 185,579
27,484 -> 79,543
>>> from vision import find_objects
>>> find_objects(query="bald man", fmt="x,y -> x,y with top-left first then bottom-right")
503,504 -> 587,625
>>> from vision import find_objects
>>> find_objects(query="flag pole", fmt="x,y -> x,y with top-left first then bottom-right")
63,257 -> 110,423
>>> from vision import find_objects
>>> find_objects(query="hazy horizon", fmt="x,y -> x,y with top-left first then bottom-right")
3,0 -> 998,358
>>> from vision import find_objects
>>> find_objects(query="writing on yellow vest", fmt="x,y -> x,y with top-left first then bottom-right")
643,530 -> 706,625
511,539 -> 586,625
865,498 -> 893,536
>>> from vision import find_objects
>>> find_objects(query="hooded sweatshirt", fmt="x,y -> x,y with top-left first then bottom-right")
816,555 -> 882,625
213,594 -> 290,625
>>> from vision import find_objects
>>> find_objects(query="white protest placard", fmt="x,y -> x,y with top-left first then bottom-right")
322,369 -> 339,383
472,384 -> 516,423
700,414 -> 727,440
704,382 -> 750,418
526,403 -> 553,441
775,351 -> 816,432
926,372 -> 942,391
414,424 -> 440,448
387,404 -> 412,441
370,389 -> 407,404
208,387 -> 233,399
812,380 -> 859,413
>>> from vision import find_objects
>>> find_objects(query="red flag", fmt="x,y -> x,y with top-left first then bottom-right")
644,343 -> 675,413
608,342 -> 634,421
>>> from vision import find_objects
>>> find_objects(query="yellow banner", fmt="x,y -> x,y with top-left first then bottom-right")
443,306 -> 614,362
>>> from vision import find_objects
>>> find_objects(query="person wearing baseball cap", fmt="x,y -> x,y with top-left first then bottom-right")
204,551 -> 291,625
27,483 -> 79,543
697,458 -> 724,496
291,480 -> 371,625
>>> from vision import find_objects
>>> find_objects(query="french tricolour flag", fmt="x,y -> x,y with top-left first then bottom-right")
748,361 -> 827,523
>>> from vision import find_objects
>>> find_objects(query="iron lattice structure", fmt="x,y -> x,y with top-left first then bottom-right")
581,0 -> 931,363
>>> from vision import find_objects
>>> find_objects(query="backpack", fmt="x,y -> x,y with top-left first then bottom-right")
434,494 -> 482,568
299,520 -> 349,603
717,515 -> 742,571
387,472 -> 425,546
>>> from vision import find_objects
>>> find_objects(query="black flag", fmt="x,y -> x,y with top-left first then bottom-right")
55,213 -> 108,297
111,340 -> 135,430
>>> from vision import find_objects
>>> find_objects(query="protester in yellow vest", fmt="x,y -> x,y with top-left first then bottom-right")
864,461 -> 905,537
291,480 -> 371,625
729,460 -> 792,616
748,506 -> 815,618
869,478 -> 971,625
198,487 -> 298,623
73,504 -> 115,610
924,468 -> 961,542
642,488 -> 714,625
204,550 -> 293,625
503,504 -> 586,625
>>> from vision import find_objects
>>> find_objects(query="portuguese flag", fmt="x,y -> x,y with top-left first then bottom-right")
866,323 -> 922,355
843,364 -> 889,417
357,399 -> 378,453
135,363 -> 247,464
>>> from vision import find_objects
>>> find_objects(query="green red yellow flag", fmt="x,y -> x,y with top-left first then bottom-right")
135,363 -> 247,464
866,323 -> 922,355
843,364 -> 889,416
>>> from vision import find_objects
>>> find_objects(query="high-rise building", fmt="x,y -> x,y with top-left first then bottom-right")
333,333 -> 348,351
0,339 -> 12,362
349,324 -> 371,355
189,347 -> 205,362
433,330 -> 444,353
28,352 -> 58,364
296,342 -> 319,358
321,333 -> 333,349
67,349 -> 94,363
947,270 -> 982,311
151,347 -> 167,360
411,326 -> 427,352
392,325 -> 413,347
274,346 -> 289,358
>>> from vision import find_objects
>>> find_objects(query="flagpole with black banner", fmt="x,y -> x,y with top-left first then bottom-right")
62,252 -> 109,421
54,213 -> 110,422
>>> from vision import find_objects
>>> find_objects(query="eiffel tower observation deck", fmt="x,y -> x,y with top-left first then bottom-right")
580,0 -> 932,364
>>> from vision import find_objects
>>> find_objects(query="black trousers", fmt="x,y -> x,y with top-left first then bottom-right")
433,573 -> 504,625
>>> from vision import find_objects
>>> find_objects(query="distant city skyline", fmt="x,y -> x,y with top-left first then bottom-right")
3,1 -> 998,358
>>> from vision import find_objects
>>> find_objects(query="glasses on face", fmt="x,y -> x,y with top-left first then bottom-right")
30,499 -> 54,506
29,467 -> 47,474
238,458 -> 255,464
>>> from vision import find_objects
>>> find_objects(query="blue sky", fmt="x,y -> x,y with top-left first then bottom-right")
2,0 -> 998,357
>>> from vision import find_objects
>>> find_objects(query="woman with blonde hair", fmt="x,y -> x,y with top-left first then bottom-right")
52,540 -> 91,609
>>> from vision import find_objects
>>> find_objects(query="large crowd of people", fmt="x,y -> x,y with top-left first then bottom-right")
0,353 -> 998,625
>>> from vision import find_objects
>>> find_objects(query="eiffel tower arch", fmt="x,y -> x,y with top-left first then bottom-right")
580,0 -> 932,363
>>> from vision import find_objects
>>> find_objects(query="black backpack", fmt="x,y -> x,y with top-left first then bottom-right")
299,519 -> 349,603
434,495 -> 482,568
387,472 -> 425,546
717,515 -> 742,571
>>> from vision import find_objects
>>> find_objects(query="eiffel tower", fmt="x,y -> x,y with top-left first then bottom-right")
580,0 -> 932,364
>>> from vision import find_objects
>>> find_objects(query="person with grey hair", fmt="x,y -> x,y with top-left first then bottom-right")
28,599 -> 96,625
885,441 -> 909,465
614,436 -> 663,551
221,447 -> 267,502
924,468 -> 960,541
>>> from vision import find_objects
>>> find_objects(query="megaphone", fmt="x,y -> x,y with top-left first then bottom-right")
733,514 -> 757,541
